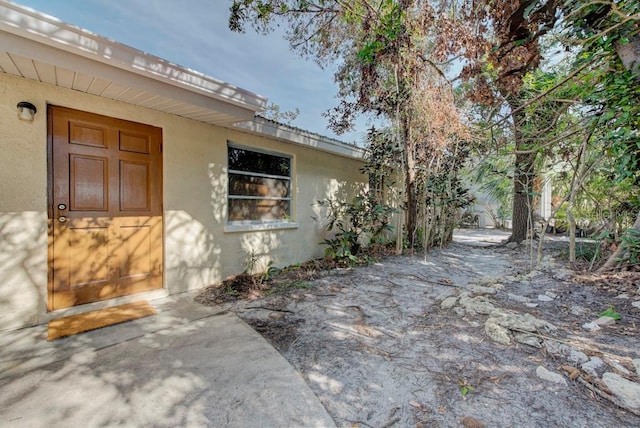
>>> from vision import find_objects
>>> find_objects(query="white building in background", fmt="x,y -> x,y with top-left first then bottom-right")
466,174 -> 553,230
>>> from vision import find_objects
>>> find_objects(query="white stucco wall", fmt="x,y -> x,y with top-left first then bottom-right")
0,73 -> 366,330
466,184 -> 501,228
538,176 -> 552,221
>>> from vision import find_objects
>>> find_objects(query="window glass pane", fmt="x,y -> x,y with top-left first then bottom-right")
229,174 -> 290,198
227,144 -> 293,222
228,198 -> 290,221
228,146 -> 290,176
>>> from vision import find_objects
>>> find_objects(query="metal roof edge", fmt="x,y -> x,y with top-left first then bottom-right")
232,116 -> 366,160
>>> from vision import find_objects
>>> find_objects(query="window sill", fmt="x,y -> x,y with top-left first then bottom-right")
224,221 -> 299,233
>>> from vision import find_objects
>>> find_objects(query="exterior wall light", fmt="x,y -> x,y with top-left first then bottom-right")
17,101 -> 37,122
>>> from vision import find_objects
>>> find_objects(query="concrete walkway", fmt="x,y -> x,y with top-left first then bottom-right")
0,293 -> 335,427
453,227 -> 511,246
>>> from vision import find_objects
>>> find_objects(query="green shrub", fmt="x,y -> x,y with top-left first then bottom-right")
574,242 -> 602,262
618,228 -> 640,266
316,195 -> 396,264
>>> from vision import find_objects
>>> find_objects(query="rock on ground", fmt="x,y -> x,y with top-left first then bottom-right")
602,372 -> 640,410
536,366 -> 568,386
582,357 -> 607,378
440,296 -> 458,309
485,318 -> 511,345
459,294 -> 496,315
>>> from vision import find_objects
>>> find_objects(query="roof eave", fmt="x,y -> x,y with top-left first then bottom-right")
0,1 -> 267,122
232,117 -> 366,160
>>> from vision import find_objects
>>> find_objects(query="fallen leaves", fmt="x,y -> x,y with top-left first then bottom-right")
408,400 -> 424,411
354,322 -> 384,338
561,365 -> 580,380
574,272 -> 640,296
461,416 -> 486,428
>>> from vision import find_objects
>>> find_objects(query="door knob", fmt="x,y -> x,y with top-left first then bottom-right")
58,216 -> 68,223
57,204 -> 67,210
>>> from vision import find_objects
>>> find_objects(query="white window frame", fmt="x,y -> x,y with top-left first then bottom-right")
225,143 -> 298,233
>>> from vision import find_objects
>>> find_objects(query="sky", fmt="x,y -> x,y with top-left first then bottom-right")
16,0 -> 369,144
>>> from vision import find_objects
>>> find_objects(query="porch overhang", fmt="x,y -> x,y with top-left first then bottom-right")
0,1 -> 267,125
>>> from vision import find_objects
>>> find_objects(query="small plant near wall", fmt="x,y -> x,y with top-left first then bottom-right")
616,228 -> 640,268
313,127 -> 400,265
316,195 -> 396,265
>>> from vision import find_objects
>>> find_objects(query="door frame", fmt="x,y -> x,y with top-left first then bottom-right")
46,105 -> 165,311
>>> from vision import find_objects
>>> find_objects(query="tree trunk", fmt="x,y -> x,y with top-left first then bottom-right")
598,208 -> 640,272
567,136 -> 589,262
568,211 -> 577,262
402,116 -> 418,247
615,35 -> 640,78
509,101 -> 536,243
511,153 -> 536,242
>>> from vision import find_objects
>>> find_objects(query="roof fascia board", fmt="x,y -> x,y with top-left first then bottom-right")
233,117 -> 366,160
0,1 -> 267,113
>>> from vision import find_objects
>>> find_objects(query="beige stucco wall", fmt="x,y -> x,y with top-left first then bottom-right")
0,73 -> 366,331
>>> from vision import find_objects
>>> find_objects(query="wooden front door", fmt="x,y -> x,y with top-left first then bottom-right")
48,106 -> 163,310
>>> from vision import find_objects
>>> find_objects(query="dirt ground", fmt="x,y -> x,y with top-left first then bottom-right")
197,229 -> 640,427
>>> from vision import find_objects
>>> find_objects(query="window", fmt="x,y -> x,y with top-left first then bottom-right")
227,145 -> 292,223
